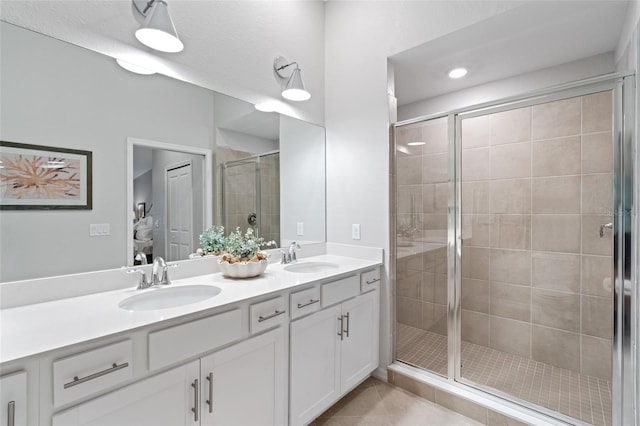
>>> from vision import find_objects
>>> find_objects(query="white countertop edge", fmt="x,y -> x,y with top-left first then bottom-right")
0,254 -> 382,364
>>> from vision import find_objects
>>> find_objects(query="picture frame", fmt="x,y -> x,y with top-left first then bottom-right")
0,141 -> 92,210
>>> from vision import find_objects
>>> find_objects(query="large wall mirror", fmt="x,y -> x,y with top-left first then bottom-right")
0,21 -> 326,282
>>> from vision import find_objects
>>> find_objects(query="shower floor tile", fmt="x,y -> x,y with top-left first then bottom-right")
396,323 -> 612,426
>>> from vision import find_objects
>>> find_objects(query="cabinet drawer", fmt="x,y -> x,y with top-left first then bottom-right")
290,286 -> 321,319
149,309 -> 242,371
53,340 -> 133,408
250,296 -> 287,334
360,268 -> 381,292
321,275 -> 359,307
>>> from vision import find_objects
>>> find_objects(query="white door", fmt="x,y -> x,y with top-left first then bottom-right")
167,163 -> 193,261
340,290 -> 379,393
289,305 -> 342,426
200,328 -> 286,426
0,372 -> 27,426
52,361 -> 199,426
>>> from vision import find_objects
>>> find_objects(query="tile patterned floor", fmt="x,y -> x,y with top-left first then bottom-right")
311,377 -> 483,426
397,324 -> 612,426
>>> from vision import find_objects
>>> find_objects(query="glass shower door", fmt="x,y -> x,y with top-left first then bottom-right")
457,90 -> 615,426
394,116 -> 450,377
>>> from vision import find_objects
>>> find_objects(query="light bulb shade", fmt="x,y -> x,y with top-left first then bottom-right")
135,1 -> 183,53
281,67 -> 310,101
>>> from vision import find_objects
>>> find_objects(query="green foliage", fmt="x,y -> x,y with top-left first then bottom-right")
199,225 -> 227,254
224,227 -> 275,260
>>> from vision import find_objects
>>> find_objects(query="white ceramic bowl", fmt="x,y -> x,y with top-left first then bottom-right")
218,259 -> 268,278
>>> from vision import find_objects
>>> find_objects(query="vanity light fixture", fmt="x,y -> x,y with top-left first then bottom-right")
448,67 -> 468,79
116,58 -> 157,75
273,56 -> 311,101
133,0 -> 184,53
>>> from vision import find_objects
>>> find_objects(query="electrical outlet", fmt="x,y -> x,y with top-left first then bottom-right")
351,224 -> 361,240
297,222 -> 304,236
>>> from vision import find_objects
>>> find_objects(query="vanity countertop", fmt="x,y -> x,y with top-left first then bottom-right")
0,254 -> 381,364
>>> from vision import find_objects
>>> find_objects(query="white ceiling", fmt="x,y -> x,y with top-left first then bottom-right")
0,1 -> 631,112
390,1 -> 630,106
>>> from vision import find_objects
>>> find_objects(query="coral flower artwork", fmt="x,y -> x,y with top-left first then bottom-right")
0,153 -> 81,200
0,141 -> 92,210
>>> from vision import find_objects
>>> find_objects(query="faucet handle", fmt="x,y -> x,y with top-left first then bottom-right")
127,268 -> 150,289
162,263 -> 179,285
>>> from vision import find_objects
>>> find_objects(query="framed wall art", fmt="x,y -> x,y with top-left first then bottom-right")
0,141 -> 92,210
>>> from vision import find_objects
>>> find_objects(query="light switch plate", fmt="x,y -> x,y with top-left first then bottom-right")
351,224 -> 361,240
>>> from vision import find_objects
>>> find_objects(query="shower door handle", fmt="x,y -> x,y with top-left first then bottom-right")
599,222 -> 612,238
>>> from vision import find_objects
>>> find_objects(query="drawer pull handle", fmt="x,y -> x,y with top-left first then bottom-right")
7,401 -> 15,426
343,312 -> 350,338
297,299 -> 319,309
63,362 -> 129,389
192,379 -> 199,422
258,310 -> 285,322
338,316 -> 344,340
366,278 -> 380,285
206,372 -> 213,413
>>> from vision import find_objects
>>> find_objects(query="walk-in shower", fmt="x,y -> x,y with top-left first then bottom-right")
219,151 -> 280,246
392,75 -> 636,426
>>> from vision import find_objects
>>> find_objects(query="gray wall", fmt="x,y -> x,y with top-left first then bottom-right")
0,22 -> 214,281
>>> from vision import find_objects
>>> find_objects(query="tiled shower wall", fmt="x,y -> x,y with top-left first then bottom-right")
460,91 -> 613,380
395,92 -> 613,382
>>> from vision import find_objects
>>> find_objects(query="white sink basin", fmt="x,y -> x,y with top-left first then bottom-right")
118,285 -> 222,311
284,261 -> 340,274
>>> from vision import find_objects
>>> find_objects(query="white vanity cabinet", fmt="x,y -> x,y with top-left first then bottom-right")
200,327 -> 286,425
289,271 -> 380,426
52,361 -> 200,426
52,328 -> 286,426
0,371 -> 27,426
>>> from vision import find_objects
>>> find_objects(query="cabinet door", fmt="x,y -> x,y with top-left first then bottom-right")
0,372 -> 27,426
340,289 -> 379,393
200,328 -> 286,426
52,361 -> 199,426
289,305 -> 342,426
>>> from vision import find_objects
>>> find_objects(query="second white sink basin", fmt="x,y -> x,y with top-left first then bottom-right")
284,261 -> 339,274
119,285 -> 222,311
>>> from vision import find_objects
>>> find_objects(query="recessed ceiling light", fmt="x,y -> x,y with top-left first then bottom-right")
407,141 -> 426,146
255,101 -> 279,112
448,68 -> 468,79
116,58 -> 156,75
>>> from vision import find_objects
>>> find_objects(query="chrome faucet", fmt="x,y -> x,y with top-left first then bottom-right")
280,242 -> 301,264
151,256 -> 171,286
289,241 -> 301,262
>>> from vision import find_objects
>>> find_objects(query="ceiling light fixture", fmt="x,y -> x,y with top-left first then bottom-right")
133,0 -> 183,53
448,67 -> 468,79
273,56 -> 311,102
116,58 -> 156,75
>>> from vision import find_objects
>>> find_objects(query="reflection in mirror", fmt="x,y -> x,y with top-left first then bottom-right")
213,94 -> 281,247
0,21 -> 326,282
129,141 -> 211,265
